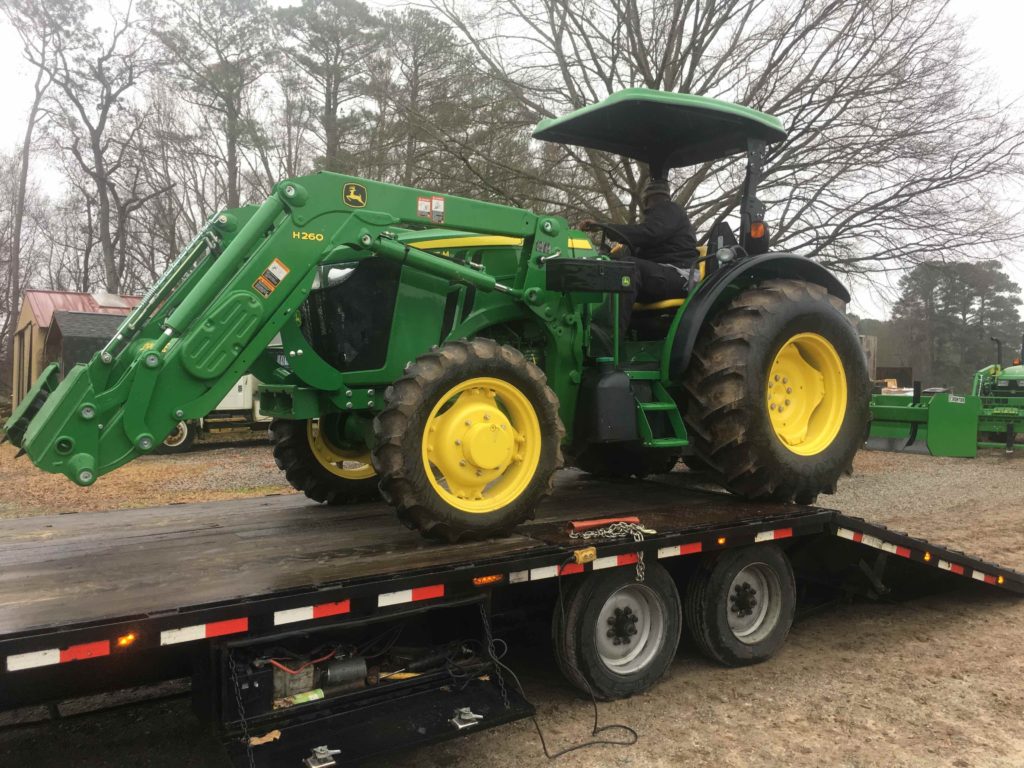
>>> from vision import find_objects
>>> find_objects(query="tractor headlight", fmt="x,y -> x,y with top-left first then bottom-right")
717,246 -> 736,264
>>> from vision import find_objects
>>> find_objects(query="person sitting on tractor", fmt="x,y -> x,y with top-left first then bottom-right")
578,179 -> 699,334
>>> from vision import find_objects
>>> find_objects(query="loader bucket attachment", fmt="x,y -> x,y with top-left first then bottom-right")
3,362 -> 60,449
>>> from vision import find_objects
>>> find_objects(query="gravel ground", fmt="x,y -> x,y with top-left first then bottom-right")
0,448 -> 1021,768
0,433 -> 294,518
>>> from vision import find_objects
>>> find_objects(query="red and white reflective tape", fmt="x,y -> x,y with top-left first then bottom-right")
274,600 -> 351,626
937,559 -> 966,576
160,617 -> 248,646
836,527 -> 910,558
971,570 -> 998,585
657,542 -> 702,559
754,527 -> 793,543
377,584 -> 444,608
6,640 -> 110,672
592,553 -> 639,570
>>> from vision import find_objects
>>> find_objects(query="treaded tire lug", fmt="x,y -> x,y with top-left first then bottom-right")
681,278 -> 870,503
269,418 -> 380,505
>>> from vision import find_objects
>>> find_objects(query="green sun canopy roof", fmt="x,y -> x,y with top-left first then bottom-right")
532,89 -> 787,172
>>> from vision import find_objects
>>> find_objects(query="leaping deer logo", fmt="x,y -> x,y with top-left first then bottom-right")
343,183 -> 367,208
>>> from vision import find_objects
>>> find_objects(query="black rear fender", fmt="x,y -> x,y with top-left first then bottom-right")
669,253 -> 849,380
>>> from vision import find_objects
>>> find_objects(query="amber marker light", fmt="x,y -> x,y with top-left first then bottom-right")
117,632 -> 137,648
473,574 -> 504,587
998,576 -> 1005,585
750,222 -> 766,239
716,536 -> 727,546
923,552 -> 932,562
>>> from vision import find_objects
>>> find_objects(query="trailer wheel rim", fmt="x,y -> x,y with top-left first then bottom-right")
767,332 -> 847,456
421,377 -> 542,514
307,420 -> 376,480
727,563 -> 783,644
595,583 -> 666,675
163,421 -> 190,448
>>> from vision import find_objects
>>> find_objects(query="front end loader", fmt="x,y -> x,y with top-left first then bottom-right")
5,89 -> 870,541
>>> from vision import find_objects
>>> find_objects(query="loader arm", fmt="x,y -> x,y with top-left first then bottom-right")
4,173 -> 556,486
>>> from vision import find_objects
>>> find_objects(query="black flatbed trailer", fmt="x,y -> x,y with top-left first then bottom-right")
1,470 -> 1021,766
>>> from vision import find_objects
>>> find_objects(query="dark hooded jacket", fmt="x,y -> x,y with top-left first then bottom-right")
603,199 -> 698,268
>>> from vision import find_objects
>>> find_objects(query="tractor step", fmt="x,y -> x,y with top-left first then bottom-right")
644,437 -> 689,448
633,379 -> 689,450
638,402 -> 677,412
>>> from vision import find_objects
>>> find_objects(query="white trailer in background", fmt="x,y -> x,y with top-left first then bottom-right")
159,374 -> 271,453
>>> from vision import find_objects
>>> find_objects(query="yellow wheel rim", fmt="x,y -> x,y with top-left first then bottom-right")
767,333 -> 847,456
307,420 -> 376,480
421,377 -> 542,514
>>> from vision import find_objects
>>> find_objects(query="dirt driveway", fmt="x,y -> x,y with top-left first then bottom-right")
0,448 -> 1021,768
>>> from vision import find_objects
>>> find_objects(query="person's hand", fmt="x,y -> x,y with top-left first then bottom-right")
576,219 -> 600,232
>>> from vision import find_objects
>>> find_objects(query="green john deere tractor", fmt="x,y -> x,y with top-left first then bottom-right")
4,89 -> 870,541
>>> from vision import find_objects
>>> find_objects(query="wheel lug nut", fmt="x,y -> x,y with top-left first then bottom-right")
786,387 -> 792,394
607,617 -> 616,626
459,459 -> 467,466
607,629 -> 615,637
774,374 -> 780,381
770,403 -> 777,410
455,439 -> 462,445
785,399 -> 791,406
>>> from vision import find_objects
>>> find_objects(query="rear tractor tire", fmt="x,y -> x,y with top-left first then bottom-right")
372,338 -> 564,542
683,278 -> 869,504
270,418 -> 380,505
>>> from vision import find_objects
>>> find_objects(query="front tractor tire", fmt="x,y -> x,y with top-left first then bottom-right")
683,278 -> 869,504
372,339 -> 564,542
270,418 -> 380,505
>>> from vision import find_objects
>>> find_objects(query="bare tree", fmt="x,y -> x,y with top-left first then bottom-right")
0,0 -> 63,378
146,0 -> 276,209
277,0 -> 380,173
35,1 -> 172,292
435,0 -> 1024,274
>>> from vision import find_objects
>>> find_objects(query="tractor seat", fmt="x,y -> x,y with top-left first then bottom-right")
630,297 -> 687,341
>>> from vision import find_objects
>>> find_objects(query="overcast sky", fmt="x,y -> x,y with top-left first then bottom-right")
0,0 -> 1020,318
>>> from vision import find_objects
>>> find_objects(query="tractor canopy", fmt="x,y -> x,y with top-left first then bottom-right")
532,88 -> 786,176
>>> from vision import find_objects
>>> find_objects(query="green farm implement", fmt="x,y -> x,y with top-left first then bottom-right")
5,89 -> 870,541
868,335 -> 1024,456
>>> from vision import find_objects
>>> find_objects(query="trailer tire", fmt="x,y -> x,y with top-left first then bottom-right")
683,278 -> 869,503
156,420 -> 197,454
684,544 -> 795,667
552,562 -> 681,700
270,418 -> 380,505
373,339 -> 564,542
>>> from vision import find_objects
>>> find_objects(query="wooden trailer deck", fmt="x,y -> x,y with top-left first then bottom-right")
0,471 -> 809,639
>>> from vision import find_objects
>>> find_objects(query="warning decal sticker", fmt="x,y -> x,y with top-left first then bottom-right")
417,196 -> 431,219
430,196 -> 445,224
254,258 -> 290,298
